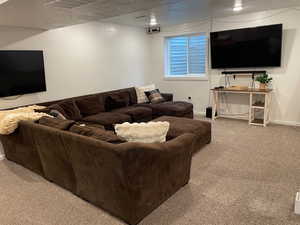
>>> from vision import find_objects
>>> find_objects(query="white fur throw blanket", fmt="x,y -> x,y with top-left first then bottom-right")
115,121 -> 170,143
0,105 -> 51,135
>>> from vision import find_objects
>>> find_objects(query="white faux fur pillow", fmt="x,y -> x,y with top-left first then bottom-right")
115,121 -> 170,143
0,112 -> 51,135
0,105 -> 51,135
135,84 -> 156,104
0,105 -> 45,121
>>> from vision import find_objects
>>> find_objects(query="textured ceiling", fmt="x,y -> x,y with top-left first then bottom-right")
0,0 -> 299,30
104,0 -> 300,27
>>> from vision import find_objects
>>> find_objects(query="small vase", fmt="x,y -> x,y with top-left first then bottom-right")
259,83 -> 267,89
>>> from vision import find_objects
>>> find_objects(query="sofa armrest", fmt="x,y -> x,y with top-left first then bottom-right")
161,93 -> 173,101
118,133 -> 195,224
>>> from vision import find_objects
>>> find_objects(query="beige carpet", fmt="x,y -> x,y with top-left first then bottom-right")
1,118 -> 300,225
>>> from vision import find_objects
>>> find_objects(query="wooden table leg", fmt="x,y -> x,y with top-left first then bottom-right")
248,92 -> 252,124
263,93 -> 268,127
212,91 -> 217,120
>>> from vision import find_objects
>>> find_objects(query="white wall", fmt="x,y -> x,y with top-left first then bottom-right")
148,8 -> 300,124
147,22 -> 211,114
0,22 -> 150,110
0,21 -> 150,159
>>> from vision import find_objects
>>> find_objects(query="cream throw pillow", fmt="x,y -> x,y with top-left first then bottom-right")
0,105 -> 51,135
0,112 -> 51,135
135,84 -> 156,104
115,121 -> 170,143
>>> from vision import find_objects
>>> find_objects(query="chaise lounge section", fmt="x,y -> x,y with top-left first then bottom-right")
1,120 -> 196,225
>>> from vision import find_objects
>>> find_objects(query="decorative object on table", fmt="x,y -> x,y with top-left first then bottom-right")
255,73 -> 273,89
115,121 -> 170,143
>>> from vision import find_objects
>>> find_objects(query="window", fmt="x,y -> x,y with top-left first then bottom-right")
165,34 -> 207,78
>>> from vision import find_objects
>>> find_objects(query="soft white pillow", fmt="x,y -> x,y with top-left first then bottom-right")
115,121 -> 170,143
135,84 -> 156,104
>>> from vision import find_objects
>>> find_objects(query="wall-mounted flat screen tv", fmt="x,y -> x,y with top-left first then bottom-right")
0,50 -> 46,97
210,24 -> 283,69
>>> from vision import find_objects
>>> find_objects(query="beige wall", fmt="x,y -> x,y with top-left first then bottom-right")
147,8 -> 300,125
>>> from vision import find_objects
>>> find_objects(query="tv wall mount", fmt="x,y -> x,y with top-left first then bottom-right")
221,70 -> 267,88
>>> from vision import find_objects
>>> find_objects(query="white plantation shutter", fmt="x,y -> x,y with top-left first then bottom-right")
167,34 -> 207,76
168,36 -> 188,75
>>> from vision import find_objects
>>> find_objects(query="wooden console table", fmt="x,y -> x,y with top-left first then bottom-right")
211,88 -> 273,127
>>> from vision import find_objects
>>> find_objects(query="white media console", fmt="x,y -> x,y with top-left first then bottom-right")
211,87 -> 272,127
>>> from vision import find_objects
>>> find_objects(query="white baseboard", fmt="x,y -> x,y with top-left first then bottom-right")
195,111 -> 300,127
194,111 -> 206,116
271,120 -> 300,127
0,154 -> 5,161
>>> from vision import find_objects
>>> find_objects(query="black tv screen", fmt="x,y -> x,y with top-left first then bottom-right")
210,24 -> 283,69
0,50 -> 46,97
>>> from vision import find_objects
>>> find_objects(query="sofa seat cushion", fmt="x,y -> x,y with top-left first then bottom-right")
76,121 -> 105,130
82,112 -> 132,130
111,106 -> 152,122
152,116 -> 211,153
137,101 -> 193,117
69,124 -> 125,144
38,117 -> 75,130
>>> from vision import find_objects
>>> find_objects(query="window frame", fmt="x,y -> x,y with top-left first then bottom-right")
164,33 -> 208,81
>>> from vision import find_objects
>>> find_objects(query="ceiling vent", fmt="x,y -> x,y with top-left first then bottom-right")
45,0 -> 97,9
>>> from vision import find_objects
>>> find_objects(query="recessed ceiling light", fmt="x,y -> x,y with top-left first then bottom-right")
233,0 -> 243,12
149,14 -> 158,26
0,0 -> 9,5
233,6 -> 243,11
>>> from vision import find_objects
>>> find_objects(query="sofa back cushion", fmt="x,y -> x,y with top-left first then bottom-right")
104,92 -> 130,111
69,124 -> 125,144
38,117 -> 75,130
58,100 -> 82,121
75,96 -> 105,116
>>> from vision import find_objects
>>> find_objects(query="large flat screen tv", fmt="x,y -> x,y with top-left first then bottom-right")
0,50 -> 46,97
210,24 -> 283,69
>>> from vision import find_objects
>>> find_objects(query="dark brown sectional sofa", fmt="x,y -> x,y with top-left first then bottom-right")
38,87 -> 193,129
0,87 -> 211,225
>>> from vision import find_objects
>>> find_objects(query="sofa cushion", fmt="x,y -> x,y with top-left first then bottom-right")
105,92 -> 130,111
82,112 -> 132,130
115,121 -> 169,143
76,121 -> 105,130
137,101 -> 193,117
38,117 -> 75,130
37,104 -> 67,117
152,116 -> 211,153
69,124 -> 125,144
58,100 -> 82,121
111,106 -> 152,122
75,95 -> 104,116
135,84 -> 156,103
